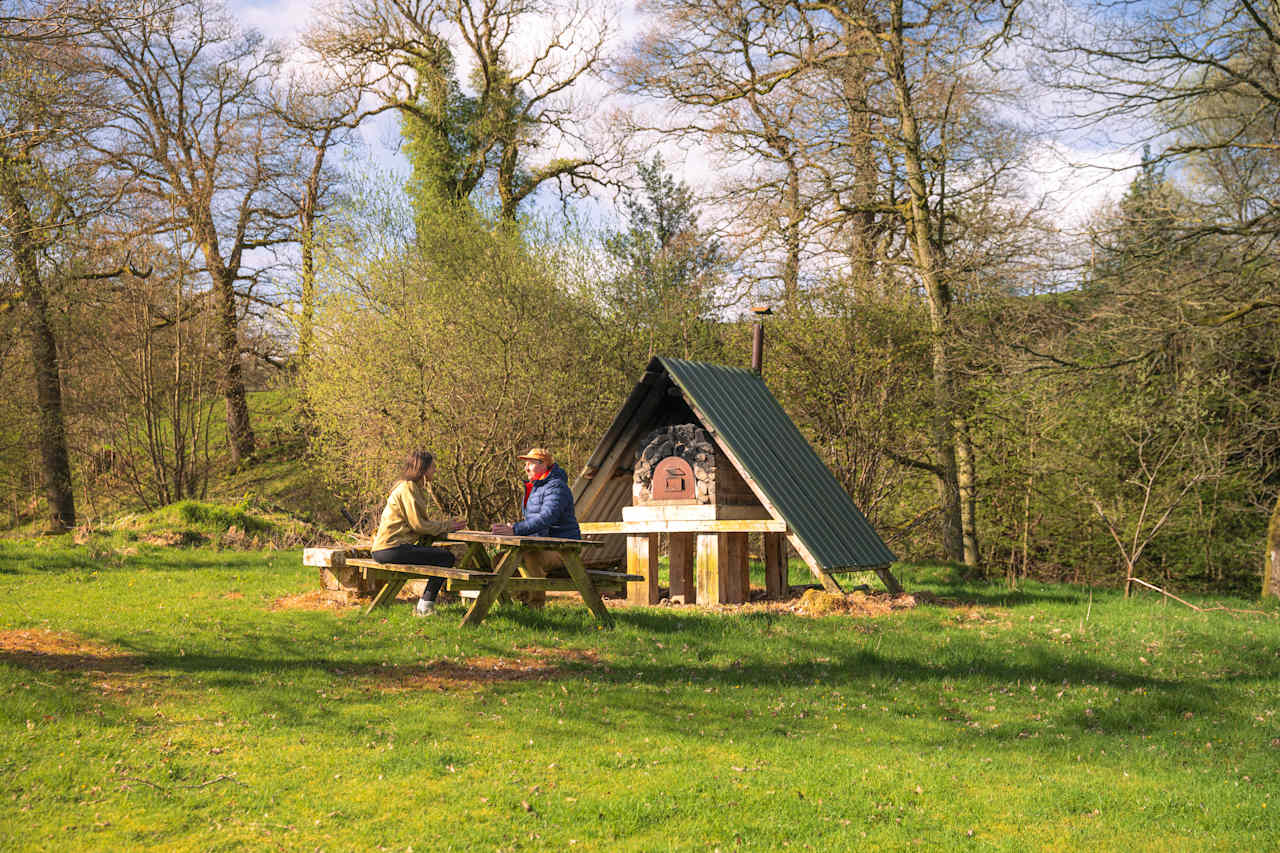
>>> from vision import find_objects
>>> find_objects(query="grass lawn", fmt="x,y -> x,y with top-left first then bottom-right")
1,538 -> 1277,851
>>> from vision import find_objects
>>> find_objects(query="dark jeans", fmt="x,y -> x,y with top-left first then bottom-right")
372,544 -> 457,602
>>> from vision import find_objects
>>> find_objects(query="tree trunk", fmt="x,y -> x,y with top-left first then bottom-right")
297,136 -> 322,375
781,155 -> 801,308
842,14 -> 879,294
882,3 -> 964,561
1264,490 -> 1280,599
298,212 -> 316,373
212,266 -> 255,466
0,154 -> 75,530
498,139 -> 519,222
956,417 -> 979,569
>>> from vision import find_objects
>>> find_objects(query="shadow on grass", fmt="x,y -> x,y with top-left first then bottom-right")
62,638 -> 1261,754
0,543 -> 287,575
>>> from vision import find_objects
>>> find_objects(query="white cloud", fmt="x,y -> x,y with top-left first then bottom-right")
1024,140 -> 1137,229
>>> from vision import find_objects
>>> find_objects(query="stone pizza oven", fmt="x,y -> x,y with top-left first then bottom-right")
573,355 -> 901,606
632,424 -> 755,506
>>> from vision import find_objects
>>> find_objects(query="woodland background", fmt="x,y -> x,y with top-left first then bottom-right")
2,0 -> 1278,596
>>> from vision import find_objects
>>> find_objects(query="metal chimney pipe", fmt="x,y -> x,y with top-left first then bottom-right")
750,305 -> 772,373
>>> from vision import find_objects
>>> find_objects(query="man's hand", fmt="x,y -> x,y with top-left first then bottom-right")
448,519 -> 466,532
490,523 -> 515,535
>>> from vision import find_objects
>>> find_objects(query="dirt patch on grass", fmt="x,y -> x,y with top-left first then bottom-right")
636,588 -> 924,618
269,589 -> 360,611
0,628 -> 143,674
338,646 -> 600,693
140,530 -> 208,547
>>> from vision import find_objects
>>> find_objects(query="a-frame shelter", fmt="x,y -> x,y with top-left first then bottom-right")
573,357 -> 901,599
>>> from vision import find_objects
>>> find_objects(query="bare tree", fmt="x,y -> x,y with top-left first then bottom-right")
618,0 -> 833,305
271,72 -> 360,375
308,0 -> 619,220
80,0 -> 304,466
797,0 -> 1025,563
1082,426 -> 1215,598
0,4 -> 121,529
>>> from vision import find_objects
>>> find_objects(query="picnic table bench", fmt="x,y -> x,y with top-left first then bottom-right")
305,530 -> 641,628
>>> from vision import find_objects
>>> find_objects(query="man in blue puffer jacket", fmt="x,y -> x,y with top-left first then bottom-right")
491,447 -> 580,539
491,448 -> 580,605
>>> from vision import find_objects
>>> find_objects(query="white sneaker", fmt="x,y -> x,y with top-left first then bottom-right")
414,599 -> 436,617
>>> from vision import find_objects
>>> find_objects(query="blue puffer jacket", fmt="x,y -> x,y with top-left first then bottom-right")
513,464 -> 581,539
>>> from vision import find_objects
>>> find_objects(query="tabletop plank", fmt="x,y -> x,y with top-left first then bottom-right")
447,530 -> 594,548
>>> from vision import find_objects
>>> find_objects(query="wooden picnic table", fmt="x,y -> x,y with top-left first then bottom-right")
339,530 -> 639,628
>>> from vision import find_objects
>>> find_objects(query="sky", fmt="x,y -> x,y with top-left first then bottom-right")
227,0 -> 1138,237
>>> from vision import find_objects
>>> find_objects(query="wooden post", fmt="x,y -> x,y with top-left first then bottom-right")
763,532 -> 788,599
696,533 -> 723,605
669,533 -> 695,603
696,533 -> 748,605
627,533 -> 661,605
726,532 -> 749,603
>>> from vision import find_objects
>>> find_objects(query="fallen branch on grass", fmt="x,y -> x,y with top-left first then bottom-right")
121,774 -> 246,794
1129,577 -> 1277,619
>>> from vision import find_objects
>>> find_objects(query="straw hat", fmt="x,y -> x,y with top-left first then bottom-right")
517,447 -> 554,465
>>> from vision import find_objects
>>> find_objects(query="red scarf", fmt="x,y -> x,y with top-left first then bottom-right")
523,469 -> 549,506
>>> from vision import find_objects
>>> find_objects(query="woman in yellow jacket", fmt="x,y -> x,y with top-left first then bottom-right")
371,450 -> 465,616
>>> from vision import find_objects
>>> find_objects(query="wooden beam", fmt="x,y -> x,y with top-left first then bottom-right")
447,530 -> 588,548
447,569 -> 641,593
621,504 -> 771,521
363,576 -> 407,615
303,547 -> 350,568
447,577 -> 615,593
693,533 -> 747,605
517,547 -> 548,609
581,519 -> 786,534
461,549 -> 522,627
562,550 -> 615,629
346,559 -> 495,582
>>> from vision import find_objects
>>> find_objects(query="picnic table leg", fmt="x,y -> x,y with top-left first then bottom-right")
363,573 -> 408,615
455,542 -> 490,571
562,551 -> 614,629
461,548 -> 520,627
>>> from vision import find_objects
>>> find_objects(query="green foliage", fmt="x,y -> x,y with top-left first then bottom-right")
400,38 -> 485,215
398,39 -> 538,223
171,500 -> 268,534
101,497 -> 331,549
969,203 -> 1280,592
305,179 -> 622,529
0,544 -> 1277,848
766,292 -> 934,542
598,155 -> 731,367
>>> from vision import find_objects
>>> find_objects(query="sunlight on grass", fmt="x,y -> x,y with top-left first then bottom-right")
1,544 -> 1277,849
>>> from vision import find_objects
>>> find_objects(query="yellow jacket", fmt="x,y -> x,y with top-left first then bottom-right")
371,480 -> 452,551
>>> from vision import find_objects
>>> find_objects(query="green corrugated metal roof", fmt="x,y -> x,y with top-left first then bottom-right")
660,357 -> 896,570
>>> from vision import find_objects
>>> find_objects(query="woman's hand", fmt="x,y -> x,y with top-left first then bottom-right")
448,519 -> 466,532
490,523 -> 515,535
